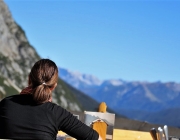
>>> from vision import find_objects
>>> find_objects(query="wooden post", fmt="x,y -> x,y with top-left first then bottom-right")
99,102 -> 107,113
92,102 -> 108,140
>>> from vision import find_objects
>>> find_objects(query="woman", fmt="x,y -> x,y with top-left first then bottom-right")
0,59 -> 102,140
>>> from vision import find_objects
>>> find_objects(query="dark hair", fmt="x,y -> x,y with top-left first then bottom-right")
29,59 -> 58,103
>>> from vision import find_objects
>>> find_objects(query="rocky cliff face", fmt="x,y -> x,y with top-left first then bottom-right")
0,0 -> 81,111
0,0 -> 39,89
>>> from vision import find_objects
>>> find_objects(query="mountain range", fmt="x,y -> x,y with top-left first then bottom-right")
59,67 -> 180,127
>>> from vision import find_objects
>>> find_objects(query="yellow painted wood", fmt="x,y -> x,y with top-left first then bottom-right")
58,129 -> 153,140
113,129 -> 152,140
57,131 -> 66,136
65,138 -> 76,140
57,131 -> 77,140
99,102 -> 107,113
92,121 -> 107,140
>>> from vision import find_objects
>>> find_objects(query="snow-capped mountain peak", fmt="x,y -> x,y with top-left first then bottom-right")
58,68 -> 102,88
102,79 -> 125,86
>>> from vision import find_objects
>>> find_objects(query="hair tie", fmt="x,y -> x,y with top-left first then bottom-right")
42,82 -> 46,85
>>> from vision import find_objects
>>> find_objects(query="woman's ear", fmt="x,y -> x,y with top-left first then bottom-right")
50,83 -> 57,91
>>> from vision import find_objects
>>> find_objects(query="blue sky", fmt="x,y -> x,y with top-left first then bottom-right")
4,0 -> 180,83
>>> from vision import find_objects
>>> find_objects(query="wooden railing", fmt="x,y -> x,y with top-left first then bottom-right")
57,102 -> 154,140
58,129 -> 152,140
